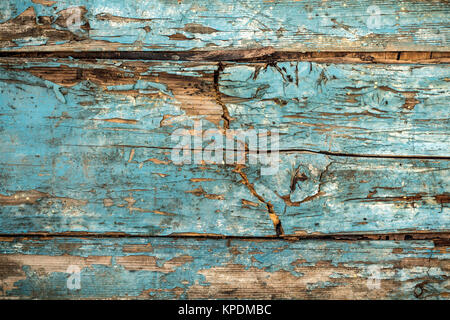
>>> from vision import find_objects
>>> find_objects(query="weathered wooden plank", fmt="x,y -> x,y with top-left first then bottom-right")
0,237 -> 448,299
220,61 -> 450,156
0,58 -> 449,156
0,143 -> 449,236
0,57 -> 449,236
0,0 -> 449,52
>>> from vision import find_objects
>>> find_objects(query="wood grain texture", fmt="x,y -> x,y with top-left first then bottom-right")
0,0 -> 449,301
0,144 -> 449,236
0,58 -> 448,156
0,237 -> 448,299
0,0 -> 449,52
0,57 -> 449,237
220,61 -> 450,156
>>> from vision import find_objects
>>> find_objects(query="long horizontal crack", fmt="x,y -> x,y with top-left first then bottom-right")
0,232 -> 448,244
57,144 -> 450,160
281,149 -> 450,160
0,50 -> 449,63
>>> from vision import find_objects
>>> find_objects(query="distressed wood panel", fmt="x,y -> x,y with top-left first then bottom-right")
221,61 -> 450,156
0,57 -> 449,237
0,237 -> 448,299
0,0 -> 448,303
0,0 -> 449,52
0,58 -> 449,156
1,144 -> 449,236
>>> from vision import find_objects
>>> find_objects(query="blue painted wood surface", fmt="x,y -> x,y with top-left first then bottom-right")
0,144 -> 449,236
220,62 -> 450,156
0,58 -> 448,156
0,0 -> 449,52
0,237 -> 449,299
0,57 -> 449,236
0,0 -> 449,300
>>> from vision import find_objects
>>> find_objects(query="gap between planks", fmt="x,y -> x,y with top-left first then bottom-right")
0,232 -> 449,244
0,50 -> 449,63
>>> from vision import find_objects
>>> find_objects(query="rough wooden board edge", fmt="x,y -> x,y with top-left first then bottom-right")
0,50 -> 449,63
1,0 -> 449,53
0,232 -> 448,243
0,236 -> 448,299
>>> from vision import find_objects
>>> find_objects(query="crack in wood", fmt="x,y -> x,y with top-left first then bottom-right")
0,51 -> 448,63
54,144 -> 450,160
0,232 -> 448,242
276,162 -> 331,207
233,165 -> 284,237
213,62 -> 232,130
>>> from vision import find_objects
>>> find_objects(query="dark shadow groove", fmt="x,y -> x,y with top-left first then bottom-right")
0,50 -> 449,63
0,231 -> 448,243
58,144 -> 450,160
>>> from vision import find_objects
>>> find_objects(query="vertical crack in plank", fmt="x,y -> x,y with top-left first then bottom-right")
276,162 -> 332,207
233,165 -> 284,237
297,162 -> 332,205
214,62 -> 232,130
214,61 -> 283,235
